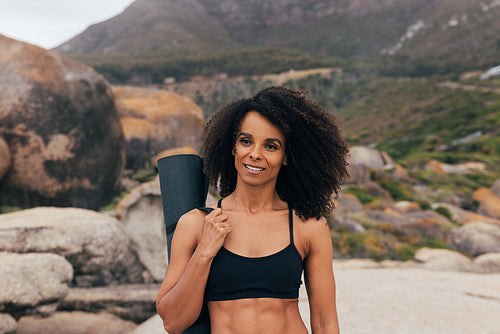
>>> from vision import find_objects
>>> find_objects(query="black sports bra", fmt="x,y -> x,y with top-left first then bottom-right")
205,199 -> 303,301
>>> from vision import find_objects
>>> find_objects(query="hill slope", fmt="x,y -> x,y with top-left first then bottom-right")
58,0 -> 500,61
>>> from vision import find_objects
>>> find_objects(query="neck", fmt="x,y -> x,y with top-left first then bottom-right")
228,178 -> 285,214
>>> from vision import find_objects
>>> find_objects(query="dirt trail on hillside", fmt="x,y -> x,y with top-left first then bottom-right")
438,81 -> 500,94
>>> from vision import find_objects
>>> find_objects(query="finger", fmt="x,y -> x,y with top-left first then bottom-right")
207,208 -> 222,217
211,215 -> 228,225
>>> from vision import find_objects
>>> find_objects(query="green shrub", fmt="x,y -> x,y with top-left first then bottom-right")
434,206 -> 453,220
394,243 -> 416,262
0,205 -> 22,214
419,237 -> 450,249
344,187 -> 378,204
99,188 -> 133,212
379,179 -> 410,201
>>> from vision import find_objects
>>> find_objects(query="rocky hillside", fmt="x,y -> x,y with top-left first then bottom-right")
55,0 -> 500,83
58,0 -> 500,60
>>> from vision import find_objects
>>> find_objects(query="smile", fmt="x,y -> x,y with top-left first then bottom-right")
244,164 -> 265,172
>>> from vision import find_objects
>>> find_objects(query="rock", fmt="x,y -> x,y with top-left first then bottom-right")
17,311 -> 137,334
115,177 -> 167,281
366,207 -> 448,239
328,215 -> 365,234
0,252 -> 72,317
491,179 -> 500,198
0,207 -> 129,275
72,247 -> 151,287
424,160 -> 488,175
394,201 -> 421,214
450,222 -> 500,256
425,160 -> 446,175
334,259 -> 388,270
431,203 -> 500,224
58,284 -> 159,324
333,193 -> 364,214
474,252 -> 500,274
391,164 -> 411,182
414,247 -> 474,272
0,137 -> 11,182
345,163 -> 370,184
362,181 -> 392,200
131,315 -> 167,334
113,86 -> 205,169
441,161 -> 489,175
347,146 -> 395,171
413,185 -> 467,208
0,35 -> 125,210
473,187 -> 500,219
0,313 -> 17,334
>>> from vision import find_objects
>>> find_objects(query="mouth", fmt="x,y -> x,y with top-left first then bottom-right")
244,164 -> 266,172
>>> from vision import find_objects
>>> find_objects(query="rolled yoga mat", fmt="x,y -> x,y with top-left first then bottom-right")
158,154 -> 211,334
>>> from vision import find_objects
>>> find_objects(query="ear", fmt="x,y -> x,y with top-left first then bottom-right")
232,147 -> 236,155
283,155 -> 287,166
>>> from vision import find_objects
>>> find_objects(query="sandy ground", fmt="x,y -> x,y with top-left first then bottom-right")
298,262 -> 500,334
138,261 -> 500,334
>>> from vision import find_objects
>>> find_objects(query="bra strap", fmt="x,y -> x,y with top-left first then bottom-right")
288,207 -> 294,245
217,198 -> 222,208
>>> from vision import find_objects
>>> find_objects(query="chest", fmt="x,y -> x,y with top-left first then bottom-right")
222,211 -> 291,256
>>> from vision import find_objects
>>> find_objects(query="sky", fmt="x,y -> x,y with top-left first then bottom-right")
0,0 -> 135,49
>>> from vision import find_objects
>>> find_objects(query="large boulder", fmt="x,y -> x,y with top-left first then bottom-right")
114,177 -> 167,281
59,284 -> 159,323
431,202 -> 500,225
0,137 -> 11,182
333,193 -> 364,214
0,207 -> 129,275
413,247 -> 474,272
0,35 -> 124,210
347,146 -> 395,171
474,253 -> 500,274
17,311 -> 137,334
0,313 -> 17,334
131,315 -> 166,334
366,207 -> 449,239
491,179 -> 500,198
113,86 -> 205,169
426,160 -> 489,175
449,222 -> 500,257
114,173 -> 216,282
0,252 -> 73,318
473,187 -> 500,219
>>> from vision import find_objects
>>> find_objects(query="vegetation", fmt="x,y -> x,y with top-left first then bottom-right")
331,229 -> 453,262
74,48 -> 341,84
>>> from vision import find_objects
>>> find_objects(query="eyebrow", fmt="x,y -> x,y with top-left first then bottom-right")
238,132 -> 283,147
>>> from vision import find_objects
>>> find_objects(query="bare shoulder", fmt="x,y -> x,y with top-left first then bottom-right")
297,215 -> 329,237
174,208 -> 208,242
293,213 -> 330,258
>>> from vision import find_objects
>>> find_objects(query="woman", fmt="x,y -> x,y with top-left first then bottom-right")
157,86 -> 349,334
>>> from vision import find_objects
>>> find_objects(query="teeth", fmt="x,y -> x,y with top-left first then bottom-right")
245,164 -> 264,171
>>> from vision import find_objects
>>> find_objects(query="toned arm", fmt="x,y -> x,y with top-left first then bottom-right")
156,208 -> 230,334
303,218 -> 340,334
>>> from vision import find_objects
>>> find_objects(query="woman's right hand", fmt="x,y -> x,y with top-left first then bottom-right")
197,208 -> 231,259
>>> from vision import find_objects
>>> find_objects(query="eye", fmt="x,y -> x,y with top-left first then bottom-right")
265,143 -> 278,151
239,138 -> 251,145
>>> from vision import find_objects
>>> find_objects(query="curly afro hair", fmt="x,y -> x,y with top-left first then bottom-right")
202,86 -> 349,220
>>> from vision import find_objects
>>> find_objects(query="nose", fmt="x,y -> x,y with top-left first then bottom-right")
249,146 -> 262,160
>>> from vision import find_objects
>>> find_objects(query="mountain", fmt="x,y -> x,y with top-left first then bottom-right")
58,0 -> 500,57
55,0 -> 500,83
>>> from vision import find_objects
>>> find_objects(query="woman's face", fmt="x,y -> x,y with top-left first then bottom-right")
233,111 -> 287,188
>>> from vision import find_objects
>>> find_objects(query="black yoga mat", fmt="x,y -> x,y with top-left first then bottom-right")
157,154 -> 211,334
158,154 -> 210,259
